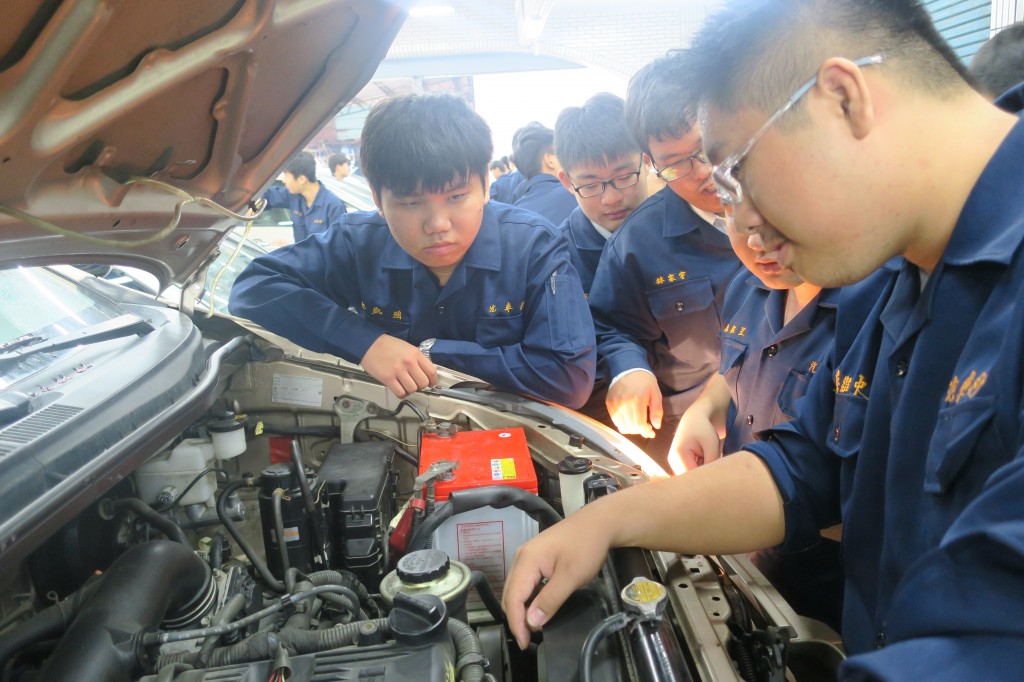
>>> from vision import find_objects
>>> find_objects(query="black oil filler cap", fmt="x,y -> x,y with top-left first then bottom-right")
389,593 -> 448,646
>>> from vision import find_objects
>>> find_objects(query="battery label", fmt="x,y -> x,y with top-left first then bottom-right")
491,458 -> 517,480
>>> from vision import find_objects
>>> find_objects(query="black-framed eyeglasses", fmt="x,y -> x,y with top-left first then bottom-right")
652,149 -> 710,183
711,53 -> 886,207
566,159 -> 644,198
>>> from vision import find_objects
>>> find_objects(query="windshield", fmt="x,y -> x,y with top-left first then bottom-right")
0,267 -> 121,389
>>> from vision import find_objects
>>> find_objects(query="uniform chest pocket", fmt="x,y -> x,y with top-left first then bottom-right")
924,397 -> 996,494
777,369 -> 813,419
476,314 -> 525,348
648,278 -> 714,322
826,394 -> 868,460
719,336 -> 748,373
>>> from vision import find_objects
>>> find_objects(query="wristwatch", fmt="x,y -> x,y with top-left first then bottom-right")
419,338 -> 436,361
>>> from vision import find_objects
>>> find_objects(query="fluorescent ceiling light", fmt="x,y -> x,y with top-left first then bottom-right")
409,4 -> 455,17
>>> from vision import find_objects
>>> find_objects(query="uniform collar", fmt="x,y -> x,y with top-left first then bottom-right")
658,187 -> 723,239
379,202 -> 502,273
941,115 -> 1024,267
567,208 -> 610,250
744,271 -> 839,309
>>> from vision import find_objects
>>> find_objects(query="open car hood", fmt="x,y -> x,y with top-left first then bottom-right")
0,0 -> 407,287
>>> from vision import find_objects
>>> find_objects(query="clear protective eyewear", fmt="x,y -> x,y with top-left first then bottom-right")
711,53 -> 886,206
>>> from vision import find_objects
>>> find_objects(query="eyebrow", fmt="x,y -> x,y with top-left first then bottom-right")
575,161 -> 636,181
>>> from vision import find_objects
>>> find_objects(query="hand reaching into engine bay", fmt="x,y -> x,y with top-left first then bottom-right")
666,376 -> 730,474
360,334 -> 437,398
605,370 -> 663,438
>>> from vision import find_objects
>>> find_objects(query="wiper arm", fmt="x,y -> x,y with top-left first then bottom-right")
0,334 -> 46,354
0,314 -> 154,364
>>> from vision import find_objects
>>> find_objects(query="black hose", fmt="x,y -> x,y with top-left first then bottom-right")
209,532 -> 224,570
290,440 -> 328,566
112,497 -> 190,546
304,570 -> 372,612
408,485 -> 563,551
448,618 -> 487,682
271,488 -> 291,575
470,571 -> 506,626
216,478 -> 285,592
38,541 -> 211,682
580,612 -> 630,682
0,575 -> 104,671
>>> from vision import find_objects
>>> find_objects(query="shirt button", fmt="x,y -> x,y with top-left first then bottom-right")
437,306 -> 446,316
875,632 -> 887,649
766,345 -> 779,357
833,426 -> 841,443
746,415 -> 754,426
675,302 -> 685,312
895,359 -> 908,377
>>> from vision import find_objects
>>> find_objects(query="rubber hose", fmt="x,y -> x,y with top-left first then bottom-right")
209,532 -> 224,571
580,612 -> 629,682
305,570 -> 372,616
112,497 -> 190,546
216,479 -> 285,592
196,594 -> 246,667
470,571 -> 506,626
204,619 -> 390,667
38,541 -> 211,682
449,617 -> 487,682
271,489 -> 291,575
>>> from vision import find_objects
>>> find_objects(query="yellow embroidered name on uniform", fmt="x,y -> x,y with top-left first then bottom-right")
809,361 -> 819,374
946,371 -> 988,404
835,371 -> 869,397
392,310 -> 402,320
721,324 -> 746,337
655,271 -> 686,286
371,306 -> 382,315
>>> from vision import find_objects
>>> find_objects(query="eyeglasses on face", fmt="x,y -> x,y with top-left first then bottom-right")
711,53 -> 886,207
567,159 -> 644,198
652,148 -> 710,183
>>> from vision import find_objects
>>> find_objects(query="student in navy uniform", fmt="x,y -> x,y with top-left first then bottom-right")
669,199 -> 847,631
969,21 -> 1024,112
503,2 -> 1024,679
263,151 -> 347,242
551,93 -> 651,425
587,52 -> 742,470
511,122 -> 578,225
328,152 -> 352,181
230,93 -> 595,409
488,155 -> 522,204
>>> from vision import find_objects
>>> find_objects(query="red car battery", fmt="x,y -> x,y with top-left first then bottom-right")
418,426 -> 539,605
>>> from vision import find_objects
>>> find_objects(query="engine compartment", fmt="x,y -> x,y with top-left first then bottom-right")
0,314 -> 845,682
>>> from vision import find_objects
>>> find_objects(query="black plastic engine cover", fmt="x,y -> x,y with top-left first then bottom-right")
318,441 -> 397,591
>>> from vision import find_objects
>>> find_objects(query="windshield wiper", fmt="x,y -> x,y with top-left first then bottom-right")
0,314 -> 154,365
0,334 -> 46,354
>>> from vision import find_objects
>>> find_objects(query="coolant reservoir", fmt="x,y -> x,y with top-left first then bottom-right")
381,549 -> 473,622
135,439 -> 217,506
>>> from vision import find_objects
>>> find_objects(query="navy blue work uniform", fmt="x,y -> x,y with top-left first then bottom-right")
719,274 -> 840,454
719,272 -> 845,631
590,187 -> 741,416
489,169 -> 523,204
559,207 -> 607,298
745,116 -> 1024,679
996,80 -> 1024,113
513,173 -> 578,226
229,202 -> 596,409
263,184 -> 347,242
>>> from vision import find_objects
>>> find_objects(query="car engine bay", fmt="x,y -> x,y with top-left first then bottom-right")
0,283 -> 844,682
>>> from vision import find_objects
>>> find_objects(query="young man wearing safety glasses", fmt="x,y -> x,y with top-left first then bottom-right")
585,52 -> 742,470
504,1 -> 1024,678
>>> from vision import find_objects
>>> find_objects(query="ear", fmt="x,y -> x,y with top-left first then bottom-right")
371,188 -> 385,217
543,152 -> 561,174
557,169 -> 574,192
814,57 -> 876,140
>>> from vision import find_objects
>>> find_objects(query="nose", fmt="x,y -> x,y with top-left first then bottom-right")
730,197 -> 762,235
422,205 -> 452,234
601,184 -> 625,205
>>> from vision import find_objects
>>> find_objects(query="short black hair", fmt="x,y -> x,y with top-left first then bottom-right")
285,151 -> 317,183
511,122 -> 554,180
625,51 -> 696,155
970,21 -> 1024,99
680,0 -> 970,126
555,93 -> 640,173
327,152 -> 350,172
490,157 -> 510,172
360,93 -> 492,196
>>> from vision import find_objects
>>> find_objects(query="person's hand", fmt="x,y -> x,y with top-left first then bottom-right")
359,335 -> 437,398
502,513 -> 612,650
668,411 -> 722,475
606,371 -> 663,438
